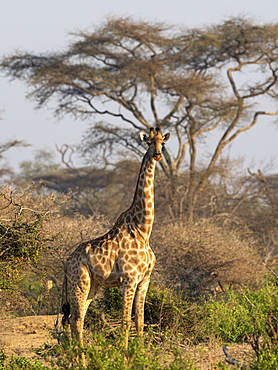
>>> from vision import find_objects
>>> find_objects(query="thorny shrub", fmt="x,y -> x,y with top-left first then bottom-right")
0,184 -> 109,317
152,219 -> 265,300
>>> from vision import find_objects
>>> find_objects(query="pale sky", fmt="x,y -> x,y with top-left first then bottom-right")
0,0 -> 278,173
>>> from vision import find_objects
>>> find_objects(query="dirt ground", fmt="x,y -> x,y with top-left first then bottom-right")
0,315 -> 57,359
0,315 -> 255,369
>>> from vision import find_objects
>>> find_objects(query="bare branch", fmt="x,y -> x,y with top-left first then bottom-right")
225,111 -> 278,145
0,140 -> 30,157
150,73 -> 159,124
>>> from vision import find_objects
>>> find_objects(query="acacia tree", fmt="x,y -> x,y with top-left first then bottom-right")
1,17 -> 278,219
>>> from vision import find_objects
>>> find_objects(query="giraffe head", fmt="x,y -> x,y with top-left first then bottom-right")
140,127 -> 170,161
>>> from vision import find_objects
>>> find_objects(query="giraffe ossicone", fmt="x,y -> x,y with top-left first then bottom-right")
62,126 -> 170,352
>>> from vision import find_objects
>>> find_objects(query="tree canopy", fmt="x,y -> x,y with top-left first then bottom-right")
1,17 -> 278,219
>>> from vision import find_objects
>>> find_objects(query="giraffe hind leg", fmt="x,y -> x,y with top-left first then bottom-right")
69,287 -> 89,342
69,283 -> 101,342
68,265 -> 93,343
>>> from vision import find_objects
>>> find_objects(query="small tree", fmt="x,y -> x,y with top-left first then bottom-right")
0,185 -> 49,290
0,184 -> 109,315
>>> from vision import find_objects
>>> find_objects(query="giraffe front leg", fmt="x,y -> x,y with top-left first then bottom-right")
122,279 -> 137,351
134,277 -> 150,336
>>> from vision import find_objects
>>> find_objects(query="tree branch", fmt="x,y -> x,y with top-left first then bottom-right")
225,111 -> 278,145
150,74 -> 159,124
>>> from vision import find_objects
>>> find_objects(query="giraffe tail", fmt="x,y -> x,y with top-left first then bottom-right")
61,273 -> 71,326
62,302 -> 71,326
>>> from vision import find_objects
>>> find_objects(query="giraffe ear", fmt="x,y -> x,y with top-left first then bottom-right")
163,133 -> 170,142
140,132 -> 148,142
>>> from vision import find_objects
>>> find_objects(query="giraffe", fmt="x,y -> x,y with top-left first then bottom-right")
62,127 -> 170,352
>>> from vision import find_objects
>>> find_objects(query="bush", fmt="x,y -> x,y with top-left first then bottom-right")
35,329 -> 195,370
199,277 -> 278,368
0,184 -> 109,317
0,186 -> 44,290
152,219 -> 265,300
85,283 -> 202,346
0,350 -> 49,370
201,290 -> 253,342
86,277 -> 278,368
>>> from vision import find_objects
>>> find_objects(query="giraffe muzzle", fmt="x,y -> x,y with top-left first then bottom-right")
153,152 -> 162,161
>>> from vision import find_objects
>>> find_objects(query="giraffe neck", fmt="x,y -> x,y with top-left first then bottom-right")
127,151 -> 156,237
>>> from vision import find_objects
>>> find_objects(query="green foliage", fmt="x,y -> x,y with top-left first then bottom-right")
100,287 -> 123,318
254,350 -> 278,370
0,220 -> 42,290
85,287 -> 123,330
0,222 -> 41,261
0,264 -> 19,290
0,350 -> 49,370
17,274 -> 59,315
0,186 -> 53,291
0,350 -> 6,369
201,291 -> 252,342
86,284 -> 196,340
85,331 -> 165,370
199,278 -> 278,368
145,285 -> 190,334
37,329 -> 195,370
